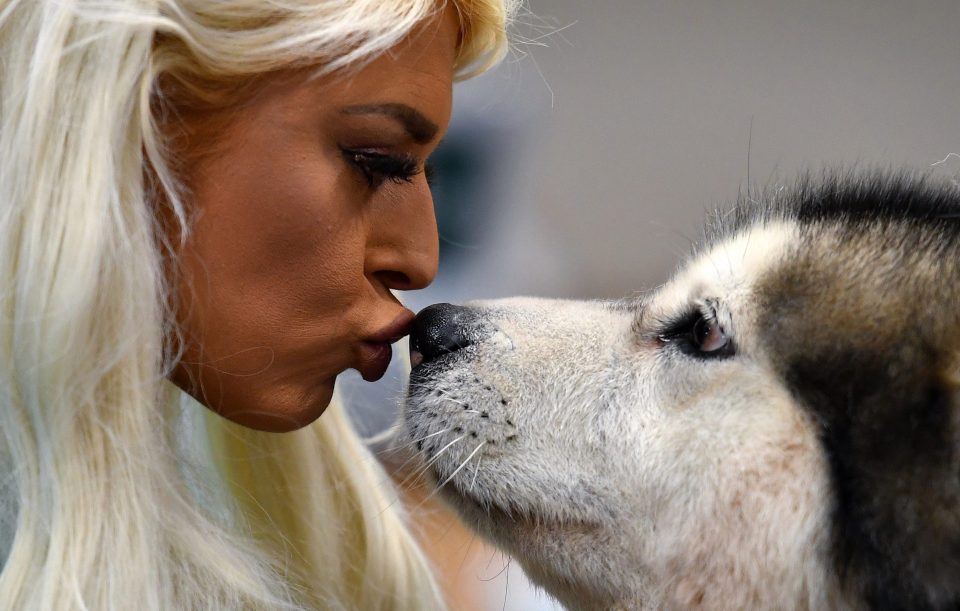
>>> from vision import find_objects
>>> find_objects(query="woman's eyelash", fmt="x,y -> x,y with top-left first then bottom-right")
342,149 -> 427,188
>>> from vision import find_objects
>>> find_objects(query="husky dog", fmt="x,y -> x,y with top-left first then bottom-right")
402,172 -> 960,610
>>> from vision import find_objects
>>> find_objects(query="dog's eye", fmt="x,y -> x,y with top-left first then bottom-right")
658,309 -> 734,359
692,316 -> 729,353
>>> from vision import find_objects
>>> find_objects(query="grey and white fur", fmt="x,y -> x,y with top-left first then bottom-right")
402,171 -> 960,611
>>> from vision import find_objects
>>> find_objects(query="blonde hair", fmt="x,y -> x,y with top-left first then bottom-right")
0,0 -> 515,608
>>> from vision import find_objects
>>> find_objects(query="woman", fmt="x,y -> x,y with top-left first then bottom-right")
0,0 -> 515,608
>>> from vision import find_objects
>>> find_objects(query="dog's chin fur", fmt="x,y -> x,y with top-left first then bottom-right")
403,172 -> 960,610
437,485 -> 616,609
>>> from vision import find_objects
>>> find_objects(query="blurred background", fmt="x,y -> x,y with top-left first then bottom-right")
344,1 -> 960,608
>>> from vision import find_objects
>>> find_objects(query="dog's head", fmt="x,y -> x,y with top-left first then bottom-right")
402,173 -> 960,610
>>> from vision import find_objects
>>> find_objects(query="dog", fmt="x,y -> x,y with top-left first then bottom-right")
401,171 -> 960,610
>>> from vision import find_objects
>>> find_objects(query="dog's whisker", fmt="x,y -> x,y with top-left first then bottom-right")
407,383 -> 472,406
378,428 -> 453,456
396,434 -> 468,491
431,433 -> 469,462
377,428 -> 456,478
428,440 -> 486,502
396,449 -> 452,491
416,445 -> 484,511
405,436 -> 474,510
432,388 -> 469,405
470,454 -> 483,492
409,428 -> 452,445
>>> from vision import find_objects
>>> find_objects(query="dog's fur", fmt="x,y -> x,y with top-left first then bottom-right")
402,172 -> 960,610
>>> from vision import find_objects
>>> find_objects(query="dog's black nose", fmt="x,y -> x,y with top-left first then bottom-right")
410,303 -> 477,366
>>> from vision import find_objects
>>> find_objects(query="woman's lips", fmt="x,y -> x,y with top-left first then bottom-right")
358,341 -> 393,381
367,309 -> 416,344
357,309 -> 416,381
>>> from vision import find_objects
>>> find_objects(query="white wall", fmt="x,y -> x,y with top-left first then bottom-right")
447,0 -> 960,301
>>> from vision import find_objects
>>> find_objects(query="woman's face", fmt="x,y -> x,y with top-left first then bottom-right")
170,10 -> 457,431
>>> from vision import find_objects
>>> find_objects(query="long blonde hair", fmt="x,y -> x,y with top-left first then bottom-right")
0,1 -> 515,608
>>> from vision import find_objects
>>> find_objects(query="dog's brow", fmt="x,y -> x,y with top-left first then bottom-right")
630,299 -> 651,336
603,298 -> 636,312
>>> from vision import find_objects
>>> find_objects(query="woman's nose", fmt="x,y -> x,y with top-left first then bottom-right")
365,186 -> 439,291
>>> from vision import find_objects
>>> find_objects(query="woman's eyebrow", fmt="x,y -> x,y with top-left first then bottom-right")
339,103 -> 439,144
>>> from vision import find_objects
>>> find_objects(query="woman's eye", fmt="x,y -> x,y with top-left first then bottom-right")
342,149 -> 422,189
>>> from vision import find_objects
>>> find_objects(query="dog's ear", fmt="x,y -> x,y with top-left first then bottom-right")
784,345 -> 960,610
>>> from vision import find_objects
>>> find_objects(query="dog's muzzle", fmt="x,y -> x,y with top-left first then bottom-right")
409,303 -> 482,367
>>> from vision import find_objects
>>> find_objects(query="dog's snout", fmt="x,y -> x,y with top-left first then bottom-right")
410,303 -> 478,366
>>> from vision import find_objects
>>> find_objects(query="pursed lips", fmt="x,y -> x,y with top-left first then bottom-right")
355,308 -> 416,381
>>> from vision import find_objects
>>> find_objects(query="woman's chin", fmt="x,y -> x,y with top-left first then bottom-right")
209,380 -> 336,433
